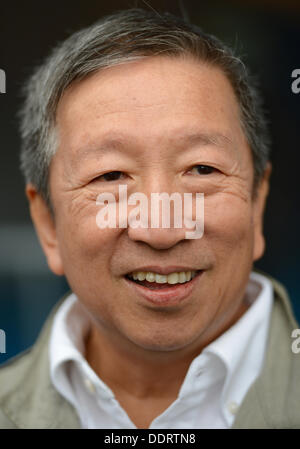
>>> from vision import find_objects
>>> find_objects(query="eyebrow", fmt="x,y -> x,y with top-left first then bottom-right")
76,130 -> 234,161
175,131 -> 234,148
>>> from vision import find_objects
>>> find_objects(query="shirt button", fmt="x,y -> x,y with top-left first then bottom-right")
227,401 -> 239,415
83,377 -> 96,394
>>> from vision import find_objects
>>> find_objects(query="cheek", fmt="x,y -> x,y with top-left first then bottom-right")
198,194 -> 255,323
55,204 -> 118,275
204,194 -> 254,257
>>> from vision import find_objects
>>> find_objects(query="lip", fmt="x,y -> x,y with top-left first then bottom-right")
124,270 -> 203,307
126,265 -> 200,276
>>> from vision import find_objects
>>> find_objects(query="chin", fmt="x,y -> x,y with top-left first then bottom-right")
127,330 -> 199,353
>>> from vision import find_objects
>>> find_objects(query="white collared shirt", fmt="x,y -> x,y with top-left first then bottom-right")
49,271 -> 273,429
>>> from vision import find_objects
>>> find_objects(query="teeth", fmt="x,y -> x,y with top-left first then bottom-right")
137,272 -> 146,281
156,274 -> 168,283
178,272 -> 187,283
146,272 -> 156,282
128,270 -> 197,284
167,272 -> 179,284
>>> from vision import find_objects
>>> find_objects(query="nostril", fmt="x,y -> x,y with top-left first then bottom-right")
127,227 -> 187,250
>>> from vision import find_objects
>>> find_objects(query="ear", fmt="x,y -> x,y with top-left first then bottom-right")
252,162 -> 272,262
26,184 -> 64,275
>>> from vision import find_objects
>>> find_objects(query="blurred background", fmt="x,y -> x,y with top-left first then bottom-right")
0,0 -> 299,364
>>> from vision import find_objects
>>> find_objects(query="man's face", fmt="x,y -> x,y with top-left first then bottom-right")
29,56 -> 270,352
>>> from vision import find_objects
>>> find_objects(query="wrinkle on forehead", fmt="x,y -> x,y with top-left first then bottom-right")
53,55 -> 253,188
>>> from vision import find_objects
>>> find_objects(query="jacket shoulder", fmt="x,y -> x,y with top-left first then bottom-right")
0,356 -> 27,429
234,269 -> 300,428
0,409 -> 17,429
0,294 -> 80,429
0,344 -> 42,416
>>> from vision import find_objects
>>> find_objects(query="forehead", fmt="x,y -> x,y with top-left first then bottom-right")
55,55 -> 248,158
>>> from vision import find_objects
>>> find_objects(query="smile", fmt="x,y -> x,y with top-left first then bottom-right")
124,270 -> 203,306
126,270 -> 198,288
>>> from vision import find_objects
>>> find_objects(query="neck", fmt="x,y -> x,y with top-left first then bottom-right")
86,328 -> 194,400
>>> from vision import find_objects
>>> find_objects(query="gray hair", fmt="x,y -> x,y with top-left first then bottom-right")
19,7 -> 271,207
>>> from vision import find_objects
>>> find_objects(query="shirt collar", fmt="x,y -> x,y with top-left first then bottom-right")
49,295 -> 115,409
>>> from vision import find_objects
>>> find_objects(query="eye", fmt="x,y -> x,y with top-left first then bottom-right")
189,165 -> 216,175
95,171 -> 126,182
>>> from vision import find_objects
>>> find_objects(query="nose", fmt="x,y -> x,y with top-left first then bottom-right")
128,226 -> 187,250
126,179 -> 188,249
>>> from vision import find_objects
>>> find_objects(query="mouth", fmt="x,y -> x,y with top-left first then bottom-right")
125,269 -> 199,290
124,269 -> 203,306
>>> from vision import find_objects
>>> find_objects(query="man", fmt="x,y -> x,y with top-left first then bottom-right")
0,8 -> 299,429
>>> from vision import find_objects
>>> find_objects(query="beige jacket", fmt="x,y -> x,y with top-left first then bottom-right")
0,269 -> 299,429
